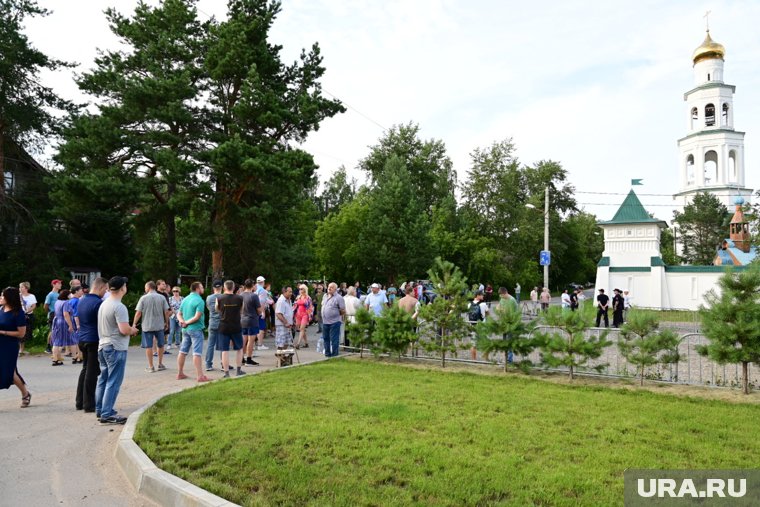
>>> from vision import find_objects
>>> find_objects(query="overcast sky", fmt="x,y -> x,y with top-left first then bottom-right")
25,0 -> 760,223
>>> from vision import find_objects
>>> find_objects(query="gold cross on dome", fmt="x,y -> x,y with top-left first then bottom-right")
704,10 -> 711,31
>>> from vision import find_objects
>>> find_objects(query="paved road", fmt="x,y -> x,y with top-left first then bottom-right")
0,327 -> 325,506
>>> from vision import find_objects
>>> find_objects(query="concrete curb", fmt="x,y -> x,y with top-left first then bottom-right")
115,357 -> 332,506
116,392 -> 240,507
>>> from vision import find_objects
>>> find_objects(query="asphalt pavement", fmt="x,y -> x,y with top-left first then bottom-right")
0,327 -> 325,506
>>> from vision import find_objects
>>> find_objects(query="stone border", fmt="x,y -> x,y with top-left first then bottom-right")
116,395 -> 240,507
115,355 -> 332,506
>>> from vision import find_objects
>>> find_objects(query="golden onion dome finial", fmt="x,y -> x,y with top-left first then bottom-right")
692,30 -> 725,65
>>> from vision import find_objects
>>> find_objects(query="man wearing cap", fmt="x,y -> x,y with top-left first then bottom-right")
612,289 -> 625,328
133,281 -> 171,373
205,280 -> 223,371
176,282 -> 210,382
96,276 -> 138,425
595,289 -> 610,328
254,276 -> 270,351
44,279 -> 62,354
364,283 -> 388,317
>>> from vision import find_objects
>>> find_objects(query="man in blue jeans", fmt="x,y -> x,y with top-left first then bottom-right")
177,282 -> 209,382
96,276 -> 138,425
320,282 -> 345,358
205,280 -> 223,371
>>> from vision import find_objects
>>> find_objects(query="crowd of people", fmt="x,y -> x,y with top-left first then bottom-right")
2,273 -> 627,422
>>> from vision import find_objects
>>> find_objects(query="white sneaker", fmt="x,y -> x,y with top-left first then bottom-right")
258,344 -> 269,350
166,344 -> 172,350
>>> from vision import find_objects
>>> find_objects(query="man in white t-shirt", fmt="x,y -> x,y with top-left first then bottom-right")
364,283 -> 388,316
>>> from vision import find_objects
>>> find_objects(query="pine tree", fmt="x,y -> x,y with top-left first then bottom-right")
699,265 -> 760,394
373,305 -> 416,360
204,0 -> 344,279
418,258 -> 470,367
618,310 -> 680,386
673,192 -> 729,265
536,305 -> 611,380
346,307 -> 375,359
55,0 -> 206,281
476,299 -> 537,372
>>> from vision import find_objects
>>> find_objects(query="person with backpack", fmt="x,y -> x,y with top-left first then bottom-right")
468,291 -> 489,360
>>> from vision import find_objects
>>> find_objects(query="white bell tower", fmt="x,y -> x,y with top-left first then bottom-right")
673,26 -> 752,208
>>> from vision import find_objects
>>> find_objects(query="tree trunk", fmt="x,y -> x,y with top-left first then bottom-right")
166,209 -> 177,284
198,247 -> 210,285
742,362 -> 749,395
569,363 -> 574,380
640,366 -> 645,386
212,247 -> 223,280
211,203 -> 225,280
0,127 -> 5,202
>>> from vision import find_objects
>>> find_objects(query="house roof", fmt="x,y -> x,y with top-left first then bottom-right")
715,239 -> 758,266
597,190 -> 667,227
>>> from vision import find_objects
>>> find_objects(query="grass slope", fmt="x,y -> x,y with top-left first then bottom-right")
134,359 -> 760,506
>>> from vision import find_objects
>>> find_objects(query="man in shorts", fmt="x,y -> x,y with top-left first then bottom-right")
176,282 -> 210,382
215,280 -> 246,377
240,279 -> 261,366
274,286 -> 294,348
133,281 -> 171,372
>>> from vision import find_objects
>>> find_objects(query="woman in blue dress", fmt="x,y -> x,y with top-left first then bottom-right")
63,286 -> 82,364
50,289 -> 71,366
0,286 -> 31,407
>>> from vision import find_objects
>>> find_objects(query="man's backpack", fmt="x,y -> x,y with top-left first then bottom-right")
468,301 -> 483,322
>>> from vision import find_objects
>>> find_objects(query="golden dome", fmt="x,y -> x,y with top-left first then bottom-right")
692,30 -> 725,64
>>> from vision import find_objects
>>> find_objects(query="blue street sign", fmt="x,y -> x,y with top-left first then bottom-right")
540,250 -> 551,266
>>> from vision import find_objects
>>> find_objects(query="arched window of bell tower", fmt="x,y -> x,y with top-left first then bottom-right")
705,103 -> 715,126
686,155 -> 695,185
722,103 -> 729,126
704,150 -> 718,184
729,150 -> 737,181
690,107 -> 698,129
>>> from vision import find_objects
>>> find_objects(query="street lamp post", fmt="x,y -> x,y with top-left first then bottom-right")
526,185 -> 550,291
542,185 -> 549,291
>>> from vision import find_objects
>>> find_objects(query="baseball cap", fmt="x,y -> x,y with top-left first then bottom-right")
108,276 -> 128,291
256,276 -> 265,282
212,279 -> 224,288
370,283 -> 380,288
51,279 -> 62,286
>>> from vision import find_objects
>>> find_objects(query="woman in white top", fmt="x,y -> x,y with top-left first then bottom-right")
343,286 -> 363,347
18,282 -> 36,356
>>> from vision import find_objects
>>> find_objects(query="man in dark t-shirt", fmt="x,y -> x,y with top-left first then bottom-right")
595,289 -> 610,328
215,280 -> 246,377
76,277 -> 108,413
240,279 -> 261,366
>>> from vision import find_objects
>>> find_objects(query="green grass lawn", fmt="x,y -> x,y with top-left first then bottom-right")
134,359 -> 760,506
